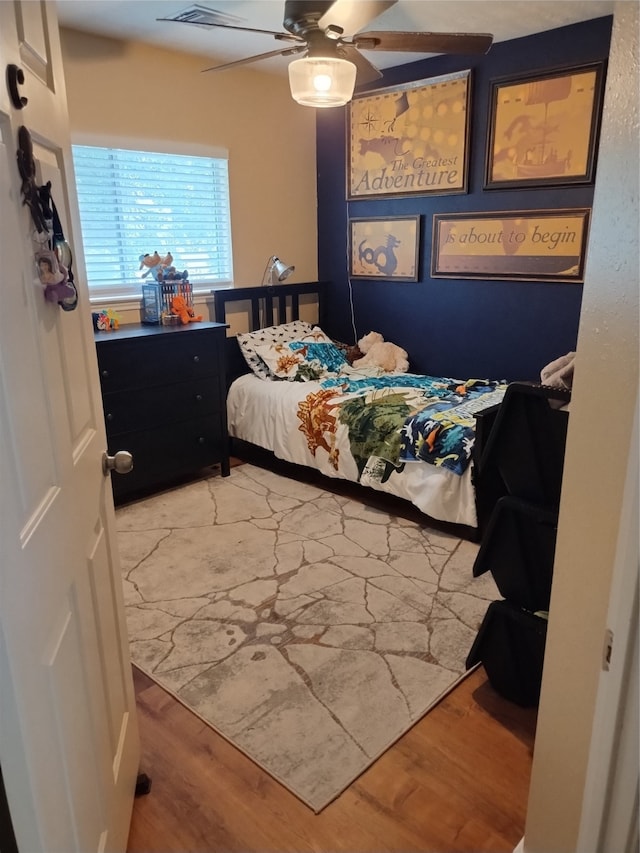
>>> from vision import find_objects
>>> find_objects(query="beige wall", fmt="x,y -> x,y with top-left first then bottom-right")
59,27 -> 318,324
524,2 -> 639,850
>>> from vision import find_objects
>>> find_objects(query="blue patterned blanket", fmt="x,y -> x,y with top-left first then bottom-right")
318,373 -> 506,476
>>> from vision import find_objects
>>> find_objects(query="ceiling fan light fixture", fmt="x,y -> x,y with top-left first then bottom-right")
288,56 -> 357,108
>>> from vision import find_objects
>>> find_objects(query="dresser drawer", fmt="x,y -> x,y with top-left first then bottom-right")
108,415 -> 225,500
97,329 -> 224,392
103,377 -> 222,436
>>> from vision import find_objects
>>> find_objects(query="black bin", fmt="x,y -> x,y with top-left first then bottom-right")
472,495 -> 557,613
466,599 -> 548,707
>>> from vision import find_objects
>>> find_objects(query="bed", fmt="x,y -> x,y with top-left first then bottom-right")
214,282 -> 506,536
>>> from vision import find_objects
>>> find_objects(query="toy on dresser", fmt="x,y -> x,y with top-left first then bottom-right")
171,294 -> 202,324
92,308 -> 120,331
138,251 -> 188,282
139,251 -> 198,325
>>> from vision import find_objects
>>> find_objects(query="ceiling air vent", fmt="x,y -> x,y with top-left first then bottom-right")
165,4 -> 246,27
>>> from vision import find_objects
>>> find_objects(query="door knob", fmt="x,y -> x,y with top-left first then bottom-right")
102,450 -> 134,476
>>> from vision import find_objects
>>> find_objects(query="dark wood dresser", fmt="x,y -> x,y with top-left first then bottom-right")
95,321 -> 230,503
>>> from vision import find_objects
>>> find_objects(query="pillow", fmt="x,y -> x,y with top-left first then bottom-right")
237,320 -> 315,380
254,339 -> 348,381
303,326 -> 334,343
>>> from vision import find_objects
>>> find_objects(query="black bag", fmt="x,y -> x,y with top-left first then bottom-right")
466,600 -> 548,707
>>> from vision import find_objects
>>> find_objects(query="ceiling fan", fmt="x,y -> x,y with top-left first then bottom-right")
159,0 -> 493,107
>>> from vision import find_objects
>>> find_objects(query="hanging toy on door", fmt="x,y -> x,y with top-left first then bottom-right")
37,180 -> 78,312
35,247 -> 76,305
16,125 -> 48,234
16,125 -> 78,311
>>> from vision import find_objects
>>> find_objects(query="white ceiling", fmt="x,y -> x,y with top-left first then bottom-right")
54,0 -> 615,76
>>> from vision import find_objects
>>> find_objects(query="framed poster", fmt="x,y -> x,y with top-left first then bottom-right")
431,209 -> 591,282
484,62 -> 605,189
347,70 -> 471,200
350,215 -> 420,280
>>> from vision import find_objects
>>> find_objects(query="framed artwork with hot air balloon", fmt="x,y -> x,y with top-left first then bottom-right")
347,70 -> 472,200
484,62 -> 606,190
431,209 -> 591,282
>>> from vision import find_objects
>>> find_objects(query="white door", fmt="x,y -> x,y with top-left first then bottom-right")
0,3 -> 139,852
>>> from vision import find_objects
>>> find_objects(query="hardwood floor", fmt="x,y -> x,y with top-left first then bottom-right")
127,665 -> 536,852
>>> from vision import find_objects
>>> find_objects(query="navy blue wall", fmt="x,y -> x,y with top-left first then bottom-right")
316,16 -> 612,381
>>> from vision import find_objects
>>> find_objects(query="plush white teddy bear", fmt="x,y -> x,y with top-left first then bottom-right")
352,331 -> 409,373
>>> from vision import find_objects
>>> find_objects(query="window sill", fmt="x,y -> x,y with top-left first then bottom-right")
89,295 -> 143,312
90,290 -> 230,308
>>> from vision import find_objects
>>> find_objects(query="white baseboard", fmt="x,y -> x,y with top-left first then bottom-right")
513,838 -> 525,853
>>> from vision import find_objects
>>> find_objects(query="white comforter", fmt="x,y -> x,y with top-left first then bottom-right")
226,373 -> 479,527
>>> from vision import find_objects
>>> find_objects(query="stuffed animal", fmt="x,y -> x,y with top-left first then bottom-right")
39,257 -> 76,306
139,251 -> 161,277
352,331 -> 409,373
44,278 -> 76,305
157,266 -> 189,282
139,251 -> 176,280
170,294 -> 202,324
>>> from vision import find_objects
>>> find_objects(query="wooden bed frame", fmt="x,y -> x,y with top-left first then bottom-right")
213,281 -> 327,388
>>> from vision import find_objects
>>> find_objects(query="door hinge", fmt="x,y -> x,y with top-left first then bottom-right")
602,628 -> 614,671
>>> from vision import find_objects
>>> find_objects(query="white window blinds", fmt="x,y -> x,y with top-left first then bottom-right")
71,145 -> 233,299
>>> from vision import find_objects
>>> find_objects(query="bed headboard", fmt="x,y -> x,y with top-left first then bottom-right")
212,281 -> 327,387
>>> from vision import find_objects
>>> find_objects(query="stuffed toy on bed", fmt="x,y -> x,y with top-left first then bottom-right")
352,331 -> 409,373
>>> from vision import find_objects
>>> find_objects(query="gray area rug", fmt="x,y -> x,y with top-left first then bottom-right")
117,463 -> 497,812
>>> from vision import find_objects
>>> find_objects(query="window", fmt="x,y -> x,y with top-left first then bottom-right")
72,145 -> 233,300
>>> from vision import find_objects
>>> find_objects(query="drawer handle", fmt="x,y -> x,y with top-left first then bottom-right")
106,413 -> 113,421
193,355 -> 200,363
195,394 -> 203,402
198,436 -> 205,444
101,369 -> 109,378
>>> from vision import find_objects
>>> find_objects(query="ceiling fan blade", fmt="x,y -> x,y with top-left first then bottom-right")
353,31 -> 493,55
201,45 -> 306,74
338,44 -> 383,86
318,0 -> 397,37
157,16 -> 300,41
